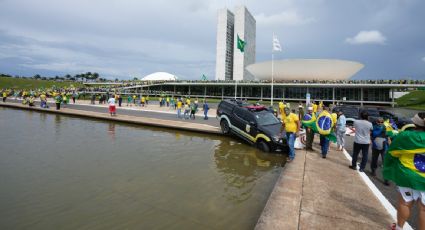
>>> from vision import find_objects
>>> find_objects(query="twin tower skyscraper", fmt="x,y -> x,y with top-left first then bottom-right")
215,6 -> 256,81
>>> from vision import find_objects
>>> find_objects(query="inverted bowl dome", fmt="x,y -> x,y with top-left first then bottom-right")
246,59 -> 364,81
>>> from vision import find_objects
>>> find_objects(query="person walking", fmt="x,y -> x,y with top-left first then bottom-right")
336,110 -> 347,151
303,106 -> 316,151
108,95 -> 116,116
317,104 -> 335,158
370,117 -> 389,185
349,110 -> 372,172
183,103 -> 190,120
127,95 -> 132,106
281,107 -> 300,162
202,100 -> 209,120
190,103 -> 196,120
384,113 -> 425,230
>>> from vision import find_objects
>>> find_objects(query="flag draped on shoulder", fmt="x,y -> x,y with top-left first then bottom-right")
237,35 -> 245,52
383,130 -> 425,191
273,34 -> 282,52
301,111 -> 336,142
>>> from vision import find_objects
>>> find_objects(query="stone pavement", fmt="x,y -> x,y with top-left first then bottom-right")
256,139 -> 396,230
0,102 -> 221,135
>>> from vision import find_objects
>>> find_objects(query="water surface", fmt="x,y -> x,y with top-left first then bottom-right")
0,108 -> 285,229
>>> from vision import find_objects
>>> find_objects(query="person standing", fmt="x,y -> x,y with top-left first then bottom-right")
190,103 -> 196,120
72,91 -> 77,104
127,95 -> 132,106
202,100 -> 209,120
176,99 -> 182,118
349,111 -> 372,172
336,110 -> 347,151
91,94 -> 96,105
55,94 -> 62,110
108,95 -> 116,116
118,94 -> 122,107
183,103 -> 190,120
2,90 -> 7,102
282,107 -> 300,162
384,113 -> 425,230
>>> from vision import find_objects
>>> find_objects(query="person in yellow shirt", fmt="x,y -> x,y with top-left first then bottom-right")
312,101 -> 318,114
141,96 -> 146,107
278,100 -> 285,116
282,107 -> 300,162
176,99 -> 183,118
2,91 -> 7,102
186,97 -> 191,106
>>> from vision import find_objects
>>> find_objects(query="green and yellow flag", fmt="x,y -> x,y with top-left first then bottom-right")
237,35 -> 245,52
383,130 -> 425,191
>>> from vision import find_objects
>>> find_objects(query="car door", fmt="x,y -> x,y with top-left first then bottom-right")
233,107 -> 253,139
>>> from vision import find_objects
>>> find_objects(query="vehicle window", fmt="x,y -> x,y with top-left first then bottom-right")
364,109 -> 380,117
234,107 -> 247,121
254,112 -> 280,126
341,108 -> 359,119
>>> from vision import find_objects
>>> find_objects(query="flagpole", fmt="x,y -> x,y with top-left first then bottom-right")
271,33 -> 274,106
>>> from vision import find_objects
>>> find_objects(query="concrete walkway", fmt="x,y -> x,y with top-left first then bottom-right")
0,102 -> 221,135
256,140 -> 396,230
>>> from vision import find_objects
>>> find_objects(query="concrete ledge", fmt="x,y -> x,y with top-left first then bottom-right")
255,150 -> 306,230
0,103 -> 221,135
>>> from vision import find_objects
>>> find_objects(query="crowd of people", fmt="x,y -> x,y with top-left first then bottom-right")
278,99 -> 424,230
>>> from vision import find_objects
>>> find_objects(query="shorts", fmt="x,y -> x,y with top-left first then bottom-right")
398,186 -> 425,205
109,105 -> 116,113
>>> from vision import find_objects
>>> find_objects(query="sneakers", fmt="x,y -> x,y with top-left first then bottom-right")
349,165 -> 356,170
359,168 -> 364,172
322,155 -> 326,159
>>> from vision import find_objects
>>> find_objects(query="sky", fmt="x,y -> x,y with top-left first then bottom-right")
0,0 -> 424,80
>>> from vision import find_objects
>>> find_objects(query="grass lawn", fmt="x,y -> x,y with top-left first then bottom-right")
0,77 -> 82,90
396,90 -> 425,109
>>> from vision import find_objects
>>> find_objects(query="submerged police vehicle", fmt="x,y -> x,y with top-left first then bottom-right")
216,99 -> 288,152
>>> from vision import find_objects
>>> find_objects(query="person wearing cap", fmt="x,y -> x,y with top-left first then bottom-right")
384,113 -> 425,230
335,110 -> 346,151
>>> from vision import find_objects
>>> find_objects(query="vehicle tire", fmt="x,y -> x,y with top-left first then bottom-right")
220,119 -> 230,134
257,140 -> 271,152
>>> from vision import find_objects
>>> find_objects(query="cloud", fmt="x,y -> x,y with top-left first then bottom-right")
345,30 -> 387,45
256,10 -> 314,27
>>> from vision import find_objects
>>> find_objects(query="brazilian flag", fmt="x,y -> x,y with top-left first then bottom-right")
237,35 -> 246,52
383,131 -> 425,191
302,112 -> 337,142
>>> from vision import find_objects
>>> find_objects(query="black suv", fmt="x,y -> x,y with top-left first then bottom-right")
332,106 -> 380,125
216,99 -> 288,152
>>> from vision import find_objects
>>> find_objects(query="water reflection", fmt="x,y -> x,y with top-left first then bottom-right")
214,138 -> 285,203
108,123 -> 115,141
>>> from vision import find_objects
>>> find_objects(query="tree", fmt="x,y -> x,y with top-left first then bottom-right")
33,74 -> 41,79
133,77 -> 138,81
65,74 -> 71,80
92,72 -> 99,81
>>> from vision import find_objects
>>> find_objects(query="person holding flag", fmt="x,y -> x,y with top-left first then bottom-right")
384,113 -> 425,230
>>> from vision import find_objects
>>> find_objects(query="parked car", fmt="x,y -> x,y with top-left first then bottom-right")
377,109 -> 413,129
216,99 -> 288,152
332,106 -> 380,125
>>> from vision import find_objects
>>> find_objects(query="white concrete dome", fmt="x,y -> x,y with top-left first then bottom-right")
141,72 -> 178,81
246,59 -> 364,81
